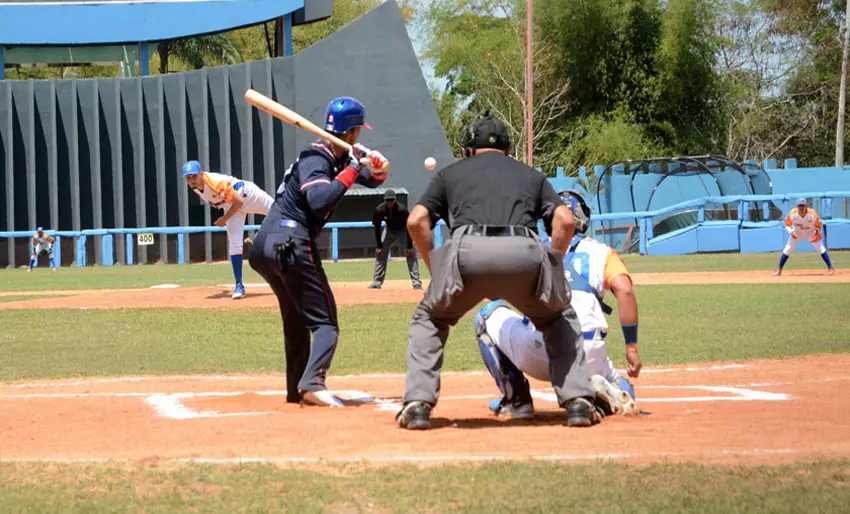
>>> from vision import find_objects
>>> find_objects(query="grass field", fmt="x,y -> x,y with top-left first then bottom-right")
2,252 -> 850,512
3,250 -> 847,291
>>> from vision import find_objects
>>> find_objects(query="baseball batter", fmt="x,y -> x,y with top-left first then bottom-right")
182,161 -> 274,299
475,190 -> 642,418
774,198 -> 836,276
28,226 -> 57,272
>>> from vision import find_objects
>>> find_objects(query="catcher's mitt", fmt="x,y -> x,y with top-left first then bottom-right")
591,375 -> 640,416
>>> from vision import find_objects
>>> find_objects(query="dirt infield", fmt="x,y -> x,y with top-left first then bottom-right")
0,268 -> 845,310
1,354 -> 849,466
1,268 -> 848,466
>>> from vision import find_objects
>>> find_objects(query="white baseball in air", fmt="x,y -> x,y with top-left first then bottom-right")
424,157 -> 437,170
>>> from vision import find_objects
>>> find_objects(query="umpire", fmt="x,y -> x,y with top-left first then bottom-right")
395,113 -> 599,430
368,190 -> 423,290
248,97 -> 388,408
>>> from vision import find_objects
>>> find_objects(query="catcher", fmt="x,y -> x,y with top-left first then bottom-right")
28,226 -> 58,272
475,189 -> 642,418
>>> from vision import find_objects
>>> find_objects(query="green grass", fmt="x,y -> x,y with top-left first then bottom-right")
0,460 -> 847,513
0,294 -> 60,304
2,251 -> 847,292
2,284 -> 848,382
620,249 -> 849,273
0,260 -> 431,292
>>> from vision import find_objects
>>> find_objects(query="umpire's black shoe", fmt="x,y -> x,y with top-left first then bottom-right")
396,401 -> 432,430
566,398 -> 601,427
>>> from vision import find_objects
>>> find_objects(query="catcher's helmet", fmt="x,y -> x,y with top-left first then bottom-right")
461,112 -> 511,158
182,160 -> 202,177
559,189 -> 591,234
324,97 -> 371,135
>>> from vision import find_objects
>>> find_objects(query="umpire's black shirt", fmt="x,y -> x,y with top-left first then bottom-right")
417,152 -> 563,231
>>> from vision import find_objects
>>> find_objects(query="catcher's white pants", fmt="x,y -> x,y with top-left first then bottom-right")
486,309 -> 621,385
782,234 -> 827,255
224,188 -> 273,256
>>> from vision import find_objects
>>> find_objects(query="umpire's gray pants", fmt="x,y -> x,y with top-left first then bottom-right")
371,228 -> 422,287
403,234 -> 594,407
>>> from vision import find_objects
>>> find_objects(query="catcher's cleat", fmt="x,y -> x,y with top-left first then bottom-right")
566,397 -> 601,427
489,397 -> 534,420
396,401 -> 432,430
591,375 -> 639,416
300,389 -> 344,408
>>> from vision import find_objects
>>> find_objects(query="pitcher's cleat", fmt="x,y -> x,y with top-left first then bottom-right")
232,283 -> 246,300
828,268 -> 837,276
772,269 -> 782,277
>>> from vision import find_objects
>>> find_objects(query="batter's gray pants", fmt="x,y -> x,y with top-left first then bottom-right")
403,234 -> 594,407
370,228 -> 422,288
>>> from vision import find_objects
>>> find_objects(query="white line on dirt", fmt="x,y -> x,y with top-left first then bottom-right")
0,448 -> 800,465
5,364 -> 752,389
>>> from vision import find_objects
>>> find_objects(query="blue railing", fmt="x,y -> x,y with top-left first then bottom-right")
0,220 -> 449,267
3,192 -> 848,266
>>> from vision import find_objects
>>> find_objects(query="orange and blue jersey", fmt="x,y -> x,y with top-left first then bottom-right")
785,207 -> 823,242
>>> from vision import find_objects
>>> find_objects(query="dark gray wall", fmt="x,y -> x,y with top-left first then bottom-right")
0,0 -> 453,267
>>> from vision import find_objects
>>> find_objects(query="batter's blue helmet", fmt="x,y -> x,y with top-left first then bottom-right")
324,97 -> 371,135
558,189 -> 591,234
182,160 -> 202,177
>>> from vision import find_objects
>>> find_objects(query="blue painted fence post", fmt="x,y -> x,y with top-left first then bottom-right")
126,234 -> 134,265
434,225 -> 443,248
697,206 -> 705,223
53,235 -> 61,267
639,218 -> 648,255
784,158 -> 797,169
178,233 -> 185,264
102,234 -> 114,266
332,228 -> 339,262
76,235 -> 87,267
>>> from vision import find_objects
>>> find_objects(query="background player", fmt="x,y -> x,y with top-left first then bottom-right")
475,189 -> 642,418
182,161 -> 274,299
248,97 -> 388,408
28,226 -> 57,272
774,198 -> 836,276
369,189 -> 422,290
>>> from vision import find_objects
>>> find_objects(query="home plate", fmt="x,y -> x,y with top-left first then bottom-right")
150,284 -> 181,289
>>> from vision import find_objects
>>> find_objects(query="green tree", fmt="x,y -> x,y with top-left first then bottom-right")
155,34 -> 242,74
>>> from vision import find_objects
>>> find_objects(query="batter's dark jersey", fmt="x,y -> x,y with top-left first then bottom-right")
417,152 -> 564,232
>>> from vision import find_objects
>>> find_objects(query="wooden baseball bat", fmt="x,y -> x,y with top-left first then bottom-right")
244,88 -> 352,151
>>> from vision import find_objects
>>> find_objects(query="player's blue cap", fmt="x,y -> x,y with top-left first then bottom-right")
182,160 -> 202,177
37,226 -> 43,232
324,97 -> 371,135
796,198 -> 807,206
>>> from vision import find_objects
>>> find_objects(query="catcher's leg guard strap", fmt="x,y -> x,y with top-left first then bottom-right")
478,334 -> 508,398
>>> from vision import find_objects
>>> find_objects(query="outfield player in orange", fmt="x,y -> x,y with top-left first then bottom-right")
28,226 -> 57,272
773,198 -> 836,276
182,161 -> 274,299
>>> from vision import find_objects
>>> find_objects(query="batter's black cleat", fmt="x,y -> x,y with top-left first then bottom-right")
490,398 -> 534,420
566,397 -> 601,427
368,283 -> 382,290
396,401 -> 432,430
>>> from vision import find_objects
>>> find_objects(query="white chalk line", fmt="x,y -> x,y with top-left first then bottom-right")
0,448 -> 801,465
5,364 -> 752,390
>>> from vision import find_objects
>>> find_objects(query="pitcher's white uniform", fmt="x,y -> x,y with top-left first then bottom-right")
783,206 -> 826,254
191,172 -> 273,256
480,236 -> 629,385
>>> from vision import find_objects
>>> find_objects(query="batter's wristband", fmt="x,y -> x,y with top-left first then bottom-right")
622,323 -> 638,346
336,166 -> 359,189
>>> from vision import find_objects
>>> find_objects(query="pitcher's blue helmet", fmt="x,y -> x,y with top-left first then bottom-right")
182,160 -> 202,177
558,189 -> 591,234
324,97 -> 371,135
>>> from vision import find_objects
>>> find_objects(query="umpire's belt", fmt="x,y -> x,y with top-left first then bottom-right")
464,225 -> 536,238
